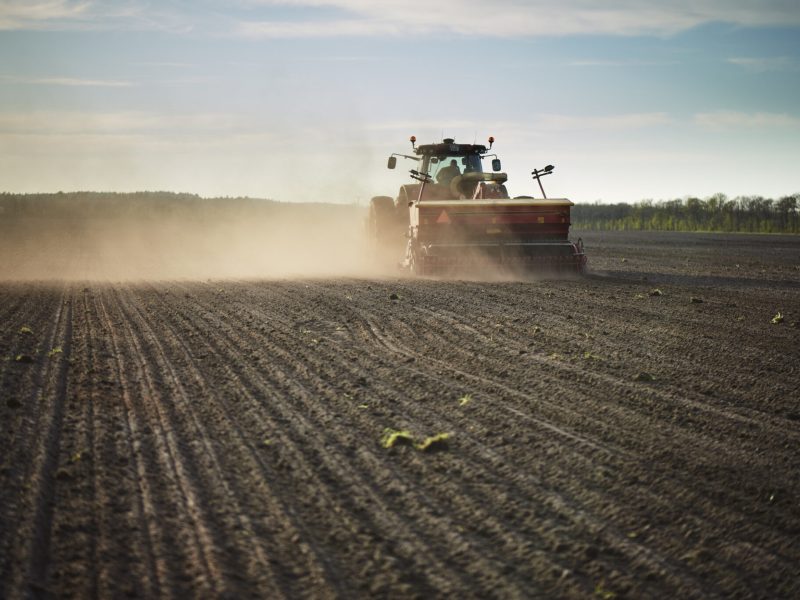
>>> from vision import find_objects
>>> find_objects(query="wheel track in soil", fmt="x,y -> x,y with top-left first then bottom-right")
401,279 -> 796,442
449,278 -> 799,429
176,282 -> 711,597
218,279 -> 793,597
407,299 -> 798,454
478,274 -> 800,414
145,283 -> 537,598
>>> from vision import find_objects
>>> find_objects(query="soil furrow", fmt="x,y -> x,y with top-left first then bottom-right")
1,286 -> 71,599
95,290 -> 169,598
105,286 -> 226,598
219,280 -> 792,596
181,284 -> 701,597
1,231 -> 798,599
151,284 -> 502,597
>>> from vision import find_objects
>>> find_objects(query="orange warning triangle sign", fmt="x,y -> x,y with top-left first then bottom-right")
436,210 -> 451,224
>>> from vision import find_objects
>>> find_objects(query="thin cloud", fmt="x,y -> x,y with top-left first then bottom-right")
0,0 -> 193,32
535,113 -> 673,131
234,1 -> 800,38
0,75 -> 134,87
3,0 -> 800,37
694,111 -> 800,130
727,57 -> 797,72
237,19 -> 406,38
0,110 -> 248,135
568,60 -> 679,68
132,61 -> 195,68
0,0 -> 90,29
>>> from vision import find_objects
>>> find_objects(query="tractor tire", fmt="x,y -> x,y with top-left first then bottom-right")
369,196 -> 401,269
368,196 -> 395,238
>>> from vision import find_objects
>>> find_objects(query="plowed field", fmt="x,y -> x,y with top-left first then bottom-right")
2,231 -> 799,599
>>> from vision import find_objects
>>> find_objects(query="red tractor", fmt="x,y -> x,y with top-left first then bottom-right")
368,136 -> 586,276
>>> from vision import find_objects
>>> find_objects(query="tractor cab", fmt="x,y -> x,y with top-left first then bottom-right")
388,137 -> 507,200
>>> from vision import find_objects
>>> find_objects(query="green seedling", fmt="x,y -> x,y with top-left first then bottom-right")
771,312 -> 784,324
48,347 -> 63,358
634,293 -> 645,300
381,428 -> 414,449
594,580 -> 616,599
262,438 -> 272,447
15,354 -> 34,364
358,404 -> 369,409
583,351 -> 603,361
458,394 -> 472,406
648,288 -> 663,297
415,433 -> 451,452
18,326 -> 33,335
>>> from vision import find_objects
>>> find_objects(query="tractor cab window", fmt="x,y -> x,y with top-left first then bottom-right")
430,153 -> 484,185
462,154 -> 483,174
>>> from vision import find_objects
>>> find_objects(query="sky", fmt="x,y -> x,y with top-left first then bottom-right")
0,0 -> 798,204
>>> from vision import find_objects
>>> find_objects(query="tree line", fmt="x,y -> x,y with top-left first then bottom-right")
572,193 -> 800,233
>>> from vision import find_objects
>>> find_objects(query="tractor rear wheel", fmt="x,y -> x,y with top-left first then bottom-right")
368,196 -> 400,268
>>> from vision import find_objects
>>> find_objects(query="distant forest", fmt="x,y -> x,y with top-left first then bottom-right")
0,191 -> 357,221
572,193 -> 800,234
1,191 -> 798,234
0,191 -> 279,218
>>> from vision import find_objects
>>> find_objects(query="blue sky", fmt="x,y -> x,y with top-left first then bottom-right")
0,1 -> 798,203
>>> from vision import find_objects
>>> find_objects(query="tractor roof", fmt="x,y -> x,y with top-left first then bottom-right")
415,138 -> 487,157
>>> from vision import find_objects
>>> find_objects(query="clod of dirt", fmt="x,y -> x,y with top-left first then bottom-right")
389,293 -> 400,301
15,354 -> 34,364
690,297 -> 704,304
584,545 -> 599,560
6,398 -> 22,409
634,372 -> 655,382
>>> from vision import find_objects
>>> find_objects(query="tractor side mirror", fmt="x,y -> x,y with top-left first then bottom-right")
492,158 -> 501,172
387,156 -> 397,169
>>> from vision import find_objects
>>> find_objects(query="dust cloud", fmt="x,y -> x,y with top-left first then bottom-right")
0,194 -> 392,281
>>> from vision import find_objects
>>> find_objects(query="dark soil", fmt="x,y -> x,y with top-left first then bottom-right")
1,231 -> 799,599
